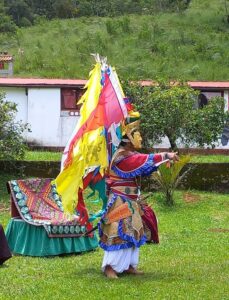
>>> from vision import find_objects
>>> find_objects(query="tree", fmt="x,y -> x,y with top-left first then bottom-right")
0,91 -> 29,160
124,80 -> 227,151
26,0 -> 56,19
153,0 -> 190,12
223,0 -> 229,23
0,12 -> 17,32
0,0 -> 17,32
6,0 -> 33,26
52,0 -> 78,19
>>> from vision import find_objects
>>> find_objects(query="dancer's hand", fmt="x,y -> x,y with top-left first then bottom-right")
166,152 -> 179,162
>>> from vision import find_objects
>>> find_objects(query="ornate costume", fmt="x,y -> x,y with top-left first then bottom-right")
98,148 -> 163,273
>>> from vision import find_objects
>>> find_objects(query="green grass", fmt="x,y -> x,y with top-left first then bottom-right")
22,151 -> 229,163
0,172 -> 228,300
190,155 -> 229,163
0,0 -> 228,81
24,151 -> 62,161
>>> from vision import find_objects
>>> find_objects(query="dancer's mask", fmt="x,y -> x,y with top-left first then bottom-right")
122,98 -> 142,149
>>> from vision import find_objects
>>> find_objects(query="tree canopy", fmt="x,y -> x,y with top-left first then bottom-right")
125,81 -> 228,151
0,0 -> 191,31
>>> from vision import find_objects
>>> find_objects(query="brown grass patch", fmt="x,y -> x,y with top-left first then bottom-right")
183,192 -> 201,203
208,228 -> 229,233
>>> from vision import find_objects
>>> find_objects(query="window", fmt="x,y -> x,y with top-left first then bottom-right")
198,91 -> 223,109
61,88 -> 83,114
198,93 -> 208,108
0,62 -> 5,69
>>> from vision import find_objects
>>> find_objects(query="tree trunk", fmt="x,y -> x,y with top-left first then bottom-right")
167,135 -> 178,152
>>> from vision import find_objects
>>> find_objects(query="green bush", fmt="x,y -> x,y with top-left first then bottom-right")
0,91 -> 29,160
125,80 -> 227,150
0,13 -> 17,33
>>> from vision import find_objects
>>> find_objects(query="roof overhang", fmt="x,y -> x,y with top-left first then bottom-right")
187,81 -> 229,91
0,78 -> 228,90
140,80 -> 229,90
0,78 -> 87,88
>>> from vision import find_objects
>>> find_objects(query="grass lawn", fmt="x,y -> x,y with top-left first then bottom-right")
24,151 -> 62,161
190,155 -> 229,163
0,173 -> 228,300
23,151 -> 229,163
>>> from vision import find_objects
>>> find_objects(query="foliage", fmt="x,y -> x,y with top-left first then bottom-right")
224,0 -> 229,23
184,96 -> 228,148
0,0 -> 17,32
153,0 -> 191,12
0,0 -> 191,31
152,155 -> 191,205
6,0 -> 33,27
0,1 -> 228,80
125,80 -> 227,150
0,12 -> 17,33
0,91 -> 28,160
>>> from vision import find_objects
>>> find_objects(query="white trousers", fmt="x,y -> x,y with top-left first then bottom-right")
102,247 -> 139,273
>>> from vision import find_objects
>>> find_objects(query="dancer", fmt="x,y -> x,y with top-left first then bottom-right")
53,55 -> 178,278
98,115 -> 178,278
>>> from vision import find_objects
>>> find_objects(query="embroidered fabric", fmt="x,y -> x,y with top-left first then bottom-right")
112,154 -> 157,178
99,150 -> 159,252
98,193 -> 147,251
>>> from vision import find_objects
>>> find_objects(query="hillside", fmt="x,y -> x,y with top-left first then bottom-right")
0,0 -> 228,80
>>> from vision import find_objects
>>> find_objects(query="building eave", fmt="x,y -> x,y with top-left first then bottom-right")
0,78 -> 87,88
0,78 -> 228,90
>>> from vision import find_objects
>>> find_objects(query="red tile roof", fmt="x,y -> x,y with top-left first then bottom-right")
0,78 -> 87,87
188,81 -> 229,89
0,55 -> 13,62
0,78 -> 228,89
140,80 -> 229,89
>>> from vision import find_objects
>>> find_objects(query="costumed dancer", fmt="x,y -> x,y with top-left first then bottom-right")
53,54 -> 178,278
0,224 -> 12,265
98,112 -> 179,279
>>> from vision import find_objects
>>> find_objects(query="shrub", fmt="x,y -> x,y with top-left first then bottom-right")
0,91 -> 29,160
125,80 -> 227,151
152,155 -> 192,206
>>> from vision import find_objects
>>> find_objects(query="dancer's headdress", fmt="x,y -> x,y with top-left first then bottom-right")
122,98 -> 140,145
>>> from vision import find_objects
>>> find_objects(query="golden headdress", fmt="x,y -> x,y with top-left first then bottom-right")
122,98 -> 140,143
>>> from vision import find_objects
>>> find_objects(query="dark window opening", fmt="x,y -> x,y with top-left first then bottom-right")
198,93 -> 208,108
0,62 -> 5,70
61,88 -> 84,111
198,91 -> 224,109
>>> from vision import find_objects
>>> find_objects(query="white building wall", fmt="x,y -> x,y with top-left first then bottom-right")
27,88 -> 61,146
2,87 -> 27,124
1,86 -> 80,147
26,88 -> 80,147
224,90 -> 229,112
1,87 -> 28,139
59,111 -> 79,147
